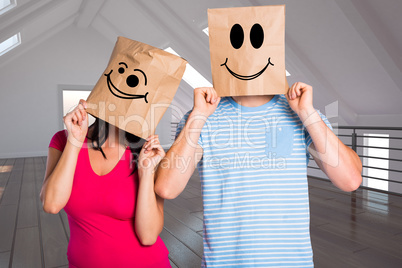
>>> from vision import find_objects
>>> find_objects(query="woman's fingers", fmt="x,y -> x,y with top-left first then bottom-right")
145,143 -> 163,153
79,99 -> 88,109
77,103 -> 87,123
75,109 -> 83,126
67,101 -> 88,126
143,136 -> 161,152
143,135 -> 166,158
72,114 -> 78,125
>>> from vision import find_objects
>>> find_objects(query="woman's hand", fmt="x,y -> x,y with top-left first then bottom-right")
136,135 -> 166,245
63,99 -> 88,147
138,135 -> 165,175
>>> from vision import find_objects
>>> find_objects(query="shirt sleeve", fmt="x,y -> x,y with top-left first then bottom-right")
49,130 -> 68,152
304,110 -> 333,156
175,110 -> 203,148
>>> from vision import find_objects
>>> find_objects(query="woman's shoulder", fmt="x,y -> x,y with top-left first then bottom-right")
49,129 -> 68,152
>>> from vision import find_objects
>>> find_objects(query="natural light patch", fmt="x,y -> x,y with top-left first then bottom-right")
0,0 -> 17,15
203,27 -> 291,77
0,33 -> 21,56
165,47 -> 212,88
0,165 -> 13,173
363,191 -> 389,216
363,134 -> 389,191
203,27 -> 209,36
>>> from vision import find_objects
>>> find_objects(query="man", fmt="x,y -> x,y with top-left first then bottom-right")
154,83 -> 362,267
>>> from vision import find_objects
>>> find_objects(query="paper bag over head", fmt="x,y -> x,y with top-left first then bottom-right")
208,5 -> 289,97
86,36 -> 187,139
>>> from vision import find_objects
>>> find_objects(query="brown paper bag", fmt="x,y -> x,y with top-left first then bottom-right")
86,36 -> 187,139
208,5 -> 289,97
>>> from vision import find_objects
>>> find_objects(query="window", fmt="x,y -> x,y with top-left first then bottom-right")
0,33 -> 21,56
363,134 -> 389,191
0,0 -> 17,15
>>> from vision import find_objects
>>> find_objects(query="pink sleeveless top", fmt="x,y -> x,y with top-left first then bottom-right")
49,130 -> 170,268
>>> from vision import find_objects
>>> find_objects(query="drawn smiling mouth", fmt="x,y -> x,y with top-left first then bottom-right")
220,57 -> 274,81
105,70 -> 148,103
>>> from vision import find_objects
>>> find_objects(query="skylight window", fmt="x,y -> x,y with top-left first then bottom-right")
0,0 -> 17,15
165,47 -> 212,88
0,33 -> 21,56
202,27 -> 291,77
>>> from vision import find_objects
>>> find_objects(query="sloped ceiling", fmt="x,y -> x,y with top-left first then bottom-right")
1,0 -> 402,125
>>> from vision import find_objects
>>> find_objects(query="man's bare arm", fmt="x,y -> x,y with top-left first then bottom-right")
155,87 -> 220,199
287,82 -> 362,192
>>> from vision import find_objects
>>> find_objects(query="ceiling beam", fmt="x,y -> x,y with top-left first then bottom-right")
0,0 -> 54,33
132,0 -> 212,83
0,14 -> 78,68
91,14 -> 125,43
76,0 -> 106,28
0,0 -> 79,42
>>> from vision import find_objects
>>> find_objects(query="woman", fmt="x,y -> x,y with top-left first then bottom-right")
40,100 -> 170,267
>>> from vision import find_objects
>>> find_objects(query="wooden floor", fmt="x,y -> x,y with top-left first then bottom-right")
1,157 -> 402,268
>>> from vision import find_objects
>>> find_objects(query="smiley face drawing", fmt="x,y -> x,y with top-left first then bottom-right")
208,5 -> 288,97
104,62 -> 148,103
220,23 -> 274,81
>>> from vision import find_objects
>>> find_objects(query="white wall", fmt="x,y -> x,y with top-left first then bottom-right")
0,26 -> 113,158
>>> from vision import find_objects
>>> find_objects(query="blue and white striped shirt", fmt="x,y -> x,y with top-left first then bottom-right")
177,95 -> 331,267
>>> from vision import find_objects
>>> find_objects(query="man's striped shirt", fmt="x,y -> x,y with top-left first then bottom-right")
177,95 -> 331,267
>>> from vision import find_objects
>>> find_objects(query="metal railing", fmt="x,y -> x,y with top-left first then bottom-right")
308,126 -> 402,196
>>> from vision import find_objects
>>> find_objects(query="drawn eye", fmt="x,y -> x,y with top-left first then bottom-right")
250,23 -> 264,49
118,67 -> 125,74
230,24 -> 244,49
126,75 -> 139,88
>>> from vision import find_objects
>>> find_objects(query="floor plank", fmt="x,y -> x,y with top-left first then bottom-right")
0,251 -> 10,268
17,180 -> 38,229
39,211 -> 69,268
163,213 -> 203,258
160,229 -> 202,268
164,201 -> 203,233
0,204 -> 18,252
11,226 -> 42,268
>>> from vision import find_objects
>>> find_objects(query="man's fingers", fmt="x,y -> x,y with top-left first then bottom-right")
206,88 -> 212,103
196,87 -> 218,104
212,90 -> 218,104
288,82 -> 312,100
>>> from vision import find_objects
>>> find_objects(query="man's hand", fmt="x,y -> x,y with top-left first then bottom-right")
286,82 -> 315,122
192,87 -> 220,118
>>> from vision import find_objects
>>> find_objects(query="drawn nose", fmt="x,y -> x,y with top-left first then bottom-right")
126,75 -> 139,87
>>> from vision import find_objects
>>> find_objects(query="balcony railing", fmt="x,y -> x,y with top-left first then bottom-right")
308,126 -> 402,196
